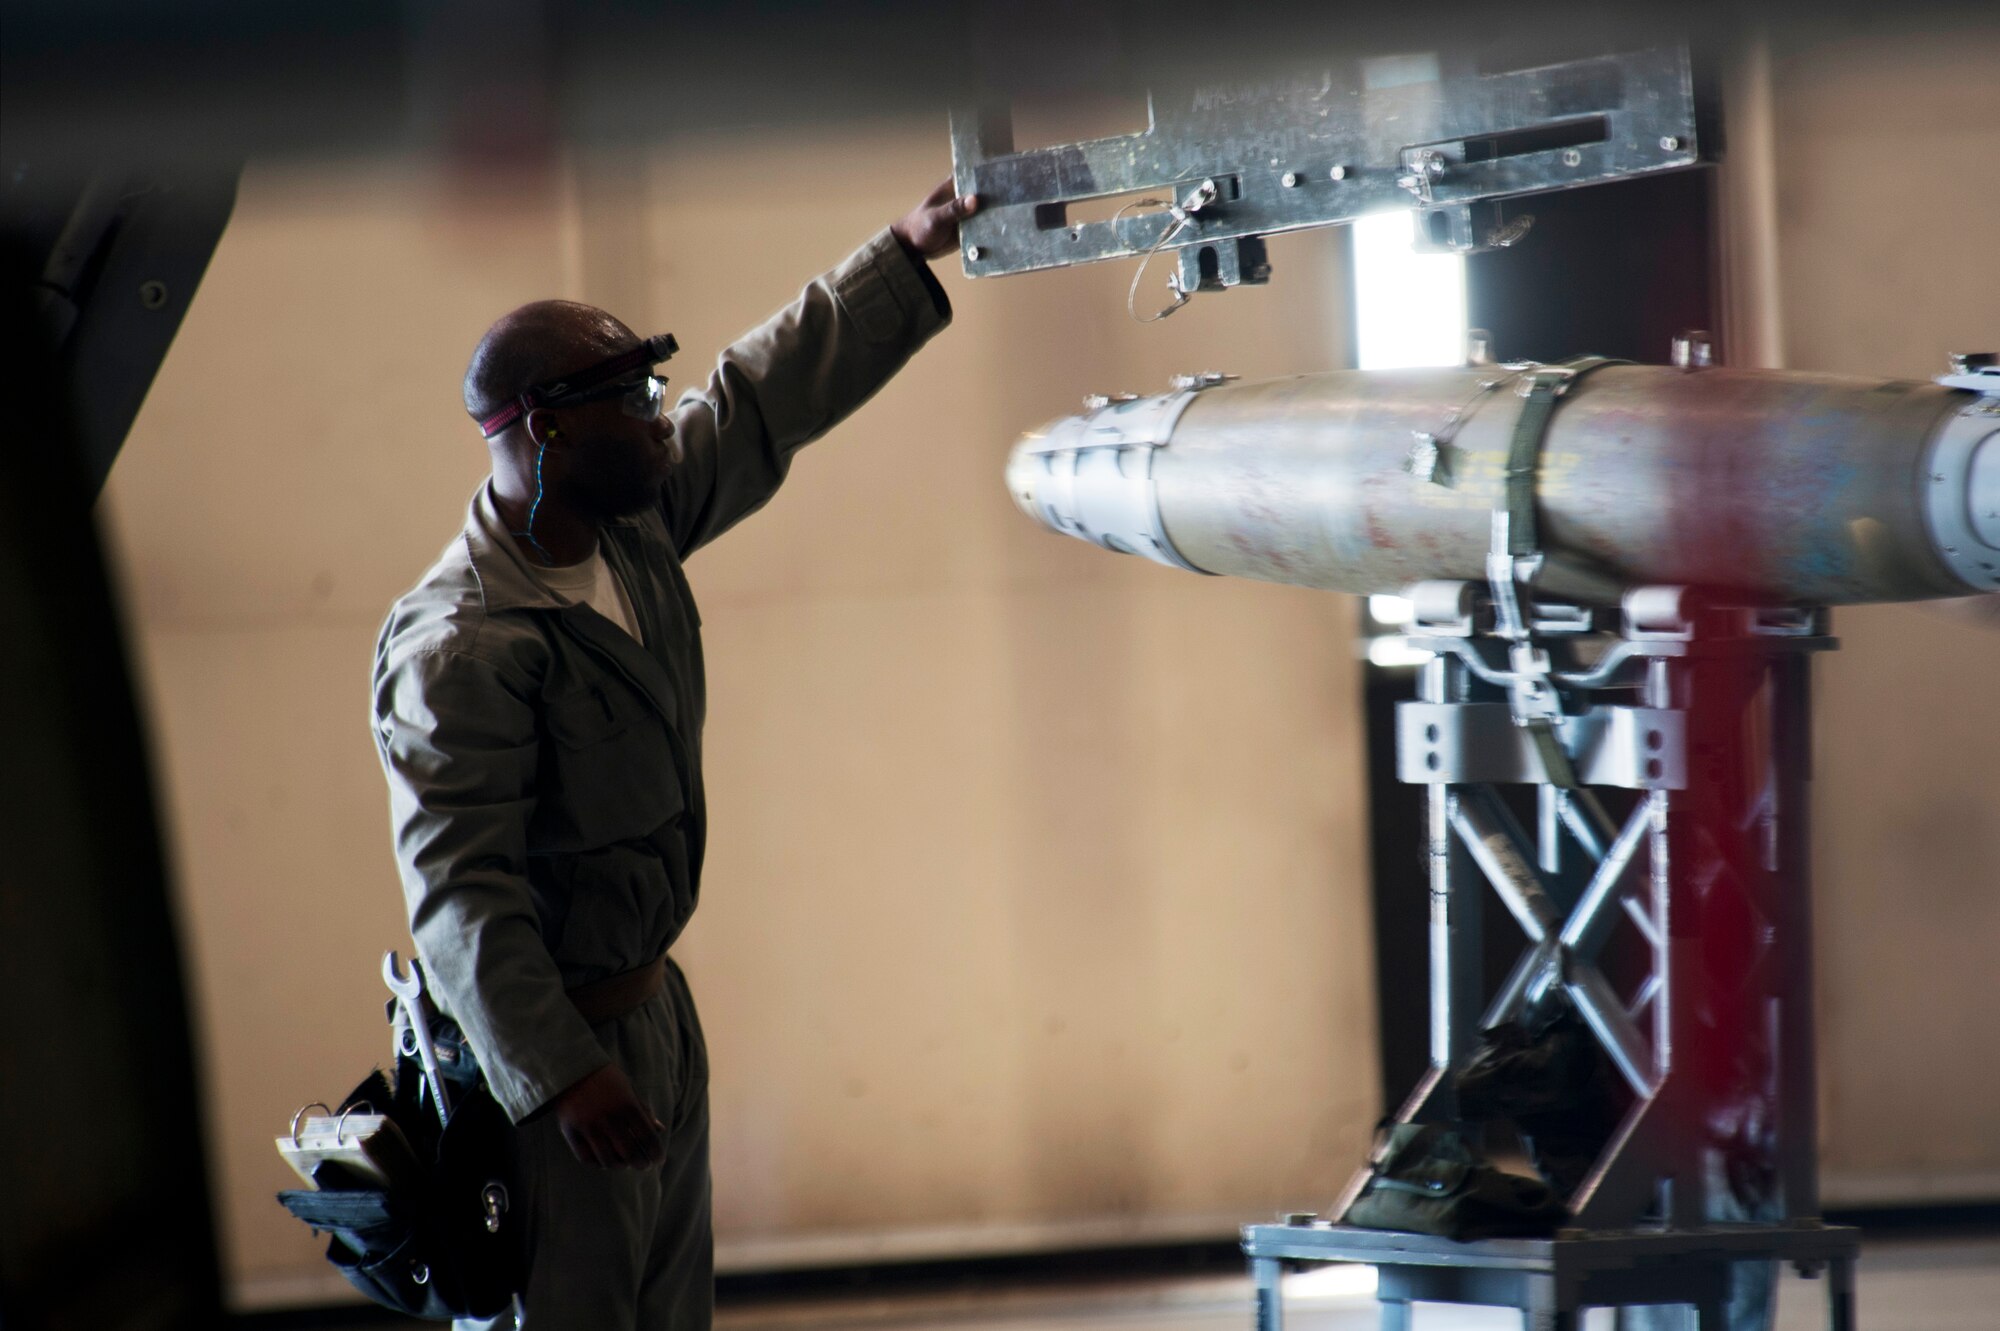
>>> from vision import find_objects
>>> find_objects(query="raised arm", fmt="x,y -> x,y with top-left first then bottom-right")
658,182 -> 975,555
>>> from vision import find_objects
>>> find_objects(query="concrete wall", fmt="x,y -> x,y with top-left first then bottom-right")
1725,24 -> 2000,1203
100,123 -> 1378,1305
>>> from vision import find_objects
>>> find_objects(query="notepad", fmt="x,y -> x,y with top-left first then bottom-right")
277,1108 -> 422,1191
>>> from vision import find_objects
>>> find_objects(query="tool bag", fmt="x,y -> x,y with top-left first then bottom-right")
1455,1009 -> 1624,1199
1341,1121 -> 1567,1241
277,1028 -> 523,1320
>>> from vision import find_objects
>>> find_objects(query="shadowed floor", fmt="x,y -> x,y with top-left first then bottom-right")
256,1233 -> 1999,1329
710,1236 -> 1998,1330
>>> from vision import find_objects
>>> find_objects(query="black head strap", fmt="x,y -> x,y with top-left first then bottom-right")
479,333 -> 678,438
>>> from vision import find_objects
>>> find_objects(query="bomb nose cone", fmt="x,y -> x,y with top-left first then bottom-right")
1003,396 -> 1209,574
1005,430 -> 1048,522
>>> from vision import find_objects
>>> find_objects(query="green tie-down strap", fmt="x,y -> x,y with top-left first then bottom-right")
1498,356 -> 1627,788
1526,716 -> 1581,790
1503,356 -> 1629,557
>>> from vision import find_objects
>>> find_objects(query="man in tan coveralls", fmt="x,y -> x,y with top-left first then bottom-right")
372,181 -> 975,1329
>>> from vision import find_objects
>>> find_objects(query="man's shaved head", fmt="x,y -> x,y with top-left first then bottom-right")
461,299 -> 679,553
463,300 -> 640,426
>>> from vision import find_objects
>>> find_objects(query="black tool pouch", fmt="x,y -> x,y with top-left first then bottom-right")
1341,1121 -> 1567,1241
277,1056 -> 523,1321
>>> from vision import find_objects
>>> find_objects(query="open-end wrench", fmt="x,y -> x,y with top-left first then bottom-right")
383,950 -> 452,1125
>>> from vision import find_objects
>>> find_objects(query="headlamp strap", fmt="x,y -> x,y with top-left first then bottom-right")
479,333 -> 678,438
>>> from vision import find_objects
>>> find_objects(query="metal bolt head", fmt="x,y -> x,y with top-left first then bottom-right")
1659,136 -> 1682,152
1281,171 -> 1300,188
966,245 -> 984,261
1560,149 -> 1583,168
1328,165 -> 1349,181
1672,329 -> 1714,369
1396,150 -> 1448,201
139,279 -> 169,309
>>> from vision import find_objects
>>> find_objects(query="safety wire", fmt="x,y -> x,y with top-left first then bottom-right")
1403,369 -> 1519,487
1119,179 -> 1219,324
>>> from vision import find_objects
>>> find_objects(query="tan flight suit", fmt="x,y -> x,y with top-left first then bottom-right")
372,229 -> 950,1329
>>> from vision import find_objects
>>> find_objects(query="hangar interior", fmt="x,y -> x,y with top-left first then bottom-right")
4,6 -> 1996,1331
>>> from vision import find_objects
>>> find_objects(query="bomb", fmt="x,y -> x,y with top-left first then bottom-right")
1006,364 -> 2000,606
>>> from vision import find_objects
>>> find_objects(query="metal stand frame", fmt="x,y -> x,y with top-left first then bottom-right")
1245,1226 -> 1856,1331
1244,582 -> 1859,1328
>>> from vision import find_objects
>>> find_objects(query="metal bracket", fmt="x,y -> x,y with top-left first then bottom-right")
1412,199 -> 1537,255
1938,352 -> 2000,395
950,44 -> 1700,280
1398,702 -> 1686,789
1173,235 -> 1270,293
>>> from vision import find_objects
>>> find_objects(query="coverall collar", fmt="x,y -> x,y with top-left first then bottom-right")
463,479 -> 645,615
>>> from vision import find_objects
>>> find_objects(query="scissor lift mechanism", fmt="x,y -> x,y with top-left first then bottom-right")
1242,584 -> 1858,1329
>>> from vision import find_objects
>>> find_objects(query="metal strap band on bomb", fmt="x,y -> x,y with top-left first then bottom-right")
1488,357 -> 1631,789
1500,357 -> 1629,557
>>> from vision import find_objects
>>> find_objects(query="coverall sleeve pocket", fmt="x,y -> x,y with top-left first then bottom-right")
834,257 -> 905,345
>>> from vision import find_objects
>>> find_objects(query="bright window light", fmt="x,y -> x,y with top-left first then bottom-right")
1368,593 -> 1415,625
1352,210 -> 1467,370
1368,636 -> 1436,669
1284,1262 -> 1380,1300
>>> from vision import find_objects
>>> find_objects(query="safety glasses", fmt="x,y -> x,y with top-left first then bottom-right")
559,372 -> 669,422
479,332 -> 678,438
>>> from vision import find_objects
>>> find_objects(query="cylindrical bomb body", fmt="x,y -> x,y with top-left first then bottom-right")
1007,366 -> 1998,605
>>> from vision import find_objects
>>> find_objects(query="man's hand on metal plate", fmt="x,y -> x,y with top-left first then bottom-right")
550,1062 -> 668,1169
891,178 -> 979,260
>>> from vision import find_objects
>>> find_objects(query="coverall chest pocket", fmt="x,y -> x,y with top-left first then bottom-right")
531,684 -> 683,852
